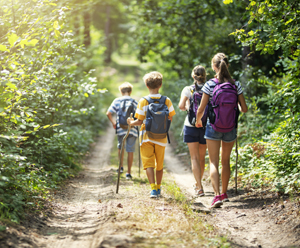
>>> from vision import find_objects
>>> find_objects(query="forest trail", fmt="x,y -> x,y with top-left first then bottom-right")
3,126 -> 299,248
165,142 -> 300,248
35,126 -> 117,247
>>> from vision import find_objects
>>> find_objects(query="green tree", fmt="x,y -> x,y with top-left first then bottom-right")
0,0 -> 106,222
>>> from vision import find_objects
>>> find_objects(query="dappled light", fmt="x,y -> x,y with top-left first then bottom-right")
0,0 -> 300,247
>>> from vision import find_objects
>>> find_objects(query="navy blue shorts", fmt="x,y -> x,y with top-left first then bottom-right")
183,126 -> 206,144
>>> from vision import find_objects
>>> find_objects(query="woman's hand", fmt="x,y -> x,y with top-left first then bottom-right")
195,119 -> 202,128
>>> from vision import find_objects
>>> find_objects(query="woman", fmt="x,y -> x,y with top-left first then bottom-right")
196,53 -> 248,208
178,65 -> 207,196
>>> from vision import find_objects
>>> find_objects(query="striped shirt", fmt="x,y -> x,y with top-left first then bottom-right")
135,94 -> 176,147
107,96 -> 138,137
202,79 -> 243,97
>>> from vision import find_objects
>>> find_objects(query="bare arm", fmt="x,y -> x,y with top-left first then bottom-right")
195,93 -> 209,128
106,111 -> 116,129
178,95 -> 189,111
127,117 -> 143,126
238,93 -> 248,113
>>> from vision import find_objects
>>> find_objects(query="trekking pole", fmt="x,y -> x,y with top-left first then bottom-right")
116,113 -> 132,194
138,127 -> 141,177
235,133 -> 238,194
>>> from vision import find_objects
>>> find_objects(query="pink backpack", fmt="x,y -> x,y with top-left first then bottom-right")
208,78 -> 239,133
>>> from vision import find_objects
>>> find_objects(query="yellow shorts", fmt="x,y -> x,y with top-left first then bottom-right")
140,142 -> 165,171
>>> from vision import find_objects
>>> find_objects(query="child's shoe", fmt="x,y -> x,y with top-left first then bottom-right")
116,167 -> 123,173
150,189 -> 158,198
195,188 -> 205,197
211,195 -> 223,208
157,189 -> 161,197
221,192 -> 229,202
125,173 -> 132,180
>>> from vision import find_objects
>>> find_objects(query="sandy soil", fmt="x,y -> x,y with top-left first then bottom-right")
0,126 -> 299,247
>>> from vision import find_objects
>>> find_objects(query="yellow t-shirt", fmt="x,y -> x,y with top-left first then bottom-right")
135,94 -> 176,147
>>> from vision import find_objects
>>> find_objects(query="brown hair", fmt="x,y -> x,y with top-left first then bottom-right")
211,53 -> 234,84
191,65 -> 206,85
143,71 -> 163,89
119,82 -> 133,93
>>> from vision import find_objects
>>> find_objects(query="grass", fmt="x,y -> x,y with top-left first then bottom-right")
108,135 -> 229,248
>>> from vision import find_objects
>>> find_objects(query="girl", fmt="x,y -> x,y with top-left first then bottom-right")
195,53 -> 248,208
178,65 -> 207,197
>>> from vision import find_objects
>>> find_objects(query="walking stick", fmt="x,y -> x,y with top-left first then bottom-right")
235,133 -> 238,194
138,127 -> 141,177
116,113 -> 132,194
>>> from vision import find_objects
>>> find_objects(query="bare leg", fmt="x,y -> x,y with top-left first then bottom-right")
156,169 -> 163,185
146,167 -> 155,184
127,152 -> 133,174
221,140 -> 235,194
188,143 -> 201,189
187,143 -> 204,190
199,144 -> 207,183
207,139 -> 221,196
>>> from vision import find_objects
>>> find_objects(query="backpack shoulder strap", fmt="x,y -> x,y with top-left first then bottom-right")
119,98 -> 127,110
143,96 -> 155,104
194,83 -> 204,92
210,78 -> 219,84
159,95 -> 167,104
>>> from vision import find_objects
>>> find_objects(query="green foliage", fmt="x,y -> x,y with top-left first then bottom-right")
229,0 -> 300,194
132,0 -> 247,78
231,0 -> 300,79
0,0 -> 107,222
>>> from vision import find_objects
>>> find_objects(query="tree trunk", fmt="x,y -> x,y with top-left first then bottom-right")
83,11 -> 91,47
104,5 -> 112,64
73,10 -> 81,45
241,46 -> 251,93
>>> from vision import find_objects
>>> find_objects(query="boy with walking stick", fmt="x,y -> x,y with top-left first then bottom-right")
106,82 -> 138,180
127,71 -> 176,198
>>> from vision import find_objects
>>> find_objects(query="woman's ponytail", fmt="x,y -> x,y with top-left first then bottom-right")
212,53 -> 234,84
191,65 -> 206,86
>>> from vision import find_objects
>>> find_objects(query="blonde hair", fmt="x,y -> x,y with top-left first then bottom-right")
143,71 -> 163,89
119,82 -> 133,93
191,65 -> 206,84
212,53 -> 234,84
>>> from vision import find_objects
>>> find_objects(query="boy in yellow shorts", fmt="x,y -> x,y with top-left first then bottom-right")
127,71 -> 176,198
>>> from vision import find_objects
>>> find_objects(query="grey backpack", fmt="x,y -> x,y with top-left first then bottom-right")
118,98 -> 135,129
144,96 -> 171,143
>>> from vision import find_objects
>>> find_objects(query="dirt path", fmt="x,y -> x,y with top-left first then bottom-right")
34,126 -> 117,247
165,144 -> 300,248
1,126 -> 299,247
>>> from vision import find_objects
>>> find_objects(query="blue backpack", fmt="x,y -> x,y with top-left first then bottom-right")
118,98 -> 136,130
144,96 -> 171,143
